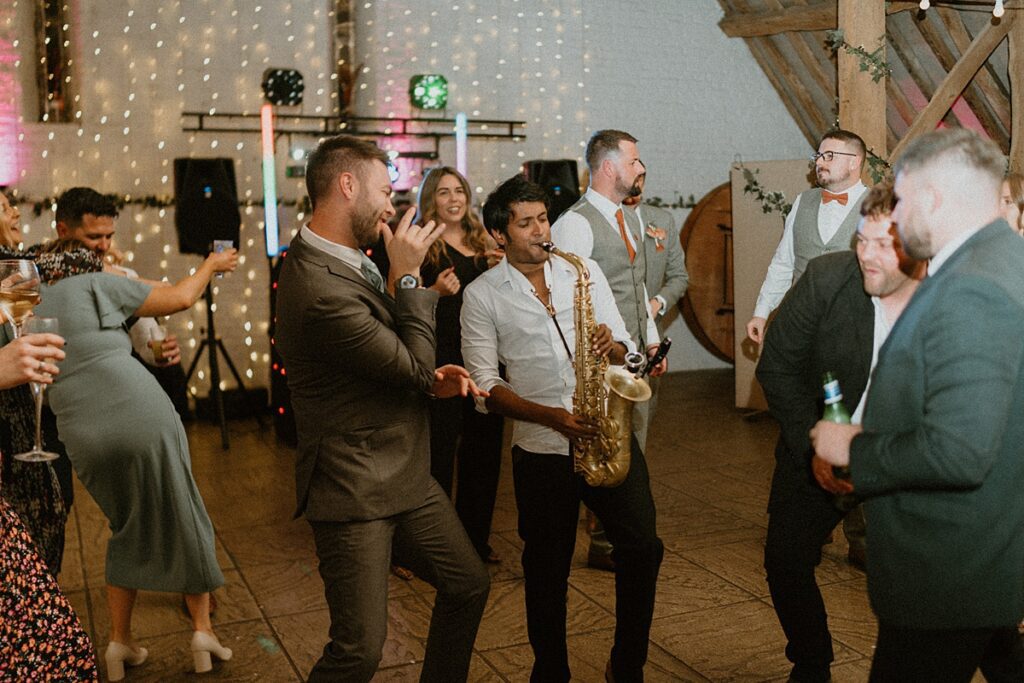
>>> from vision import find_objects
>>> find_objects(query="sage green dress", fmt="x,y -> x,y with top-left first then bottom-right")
36,272 -> 223,593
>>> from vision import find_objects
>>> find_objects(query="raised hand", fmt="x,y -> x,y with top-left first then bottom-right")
382,207 -> 444,280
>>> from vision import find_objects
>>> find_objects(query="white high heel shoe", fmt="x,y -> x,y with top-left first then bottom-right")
191,630 -> 233,673
104,641 -> 148,681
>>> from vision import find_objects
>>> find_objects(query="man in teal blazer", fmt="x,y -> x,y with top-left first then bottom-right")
812,128 -> 1024,680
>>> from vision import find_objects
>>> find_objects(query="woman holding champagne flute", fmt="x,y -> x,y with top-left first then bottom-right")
35,238 -> 238,679
0,194 -> 103,575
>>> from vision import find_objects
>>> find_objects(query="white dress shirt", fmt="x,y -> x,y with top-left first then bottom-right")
300,224 -> 365,275
551,187 -> 660,345
753,181 -> 868,319
460,255 -> 636,455
851,296 -> 892,424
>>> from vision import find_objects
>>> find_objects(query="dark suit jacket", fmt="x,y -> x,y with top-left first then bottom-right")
756,251 -> 874,511
637,204 -> 689,333
274,233 -> 440,522
851,220 -> 1024,629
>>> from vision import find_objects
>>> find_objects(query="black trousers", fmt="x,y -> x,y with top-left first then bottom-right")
764,469 -> 848,682
428,395 -> 504,558
869,622 -> 1024,682
512,439 -> 663,683
307,480 -> 490,683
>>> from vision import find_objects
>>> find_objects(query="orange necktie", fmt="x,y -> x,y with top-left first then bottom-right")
821,190 -> 849,206
615,209 -> 636,263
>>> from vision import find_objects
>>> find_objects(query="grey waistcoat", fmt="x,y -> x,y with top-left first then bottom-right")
568,197 -> 650,348
791,188 -> 865,284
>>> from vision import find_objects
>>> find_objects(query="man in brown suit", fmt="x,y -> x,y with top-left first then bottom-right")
274,135 -> 490,682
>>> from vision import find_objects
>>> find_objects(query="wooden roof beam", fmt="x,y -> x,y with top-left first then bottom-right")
719,1 -> 836,38
917,9 -> 1010,148
891,10 -> 1018,160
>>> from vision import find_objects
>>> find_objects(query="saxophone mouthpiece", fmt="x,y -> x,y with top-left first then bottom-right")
540,241 -> 555,252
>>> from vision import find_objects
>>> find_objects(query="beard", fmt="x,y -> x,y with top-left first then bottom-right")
626,177 -> 642,198
898,222 -> 934,261
351,203 -> 382,249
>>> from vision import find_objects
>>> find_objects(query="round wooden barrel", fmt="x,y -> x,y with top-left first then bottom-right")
679,182 -> 734,363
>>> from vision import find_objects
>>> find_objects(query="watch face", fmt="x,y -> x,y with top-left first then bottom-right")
399,274 -> 419,289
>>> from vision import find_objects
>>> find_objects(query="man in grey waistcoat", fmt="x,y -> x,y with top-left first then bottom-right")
551,129 -> 666,449
745,129 -> 868,346
551,129 -> 667,572
745,128 -> 869,570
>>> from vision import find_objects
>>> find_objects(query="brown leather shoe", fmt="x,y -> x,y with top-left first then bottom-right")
587,550 -> 615,572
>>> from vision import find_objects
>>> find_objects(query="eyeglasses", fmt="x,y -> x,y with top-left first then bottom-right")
810,151 -> 858,163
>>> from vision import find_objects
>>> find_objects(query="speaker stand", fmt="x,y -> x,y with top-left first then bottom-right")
184,284 -> 262,449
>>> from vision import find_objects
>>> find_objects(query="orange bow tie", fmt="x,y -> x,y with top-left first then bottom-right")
821,190 -> 849,206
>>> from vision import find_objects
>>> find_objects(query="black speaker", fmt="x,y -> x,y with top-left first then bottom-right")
523,159 -> 580,222
174,158 -> 241,255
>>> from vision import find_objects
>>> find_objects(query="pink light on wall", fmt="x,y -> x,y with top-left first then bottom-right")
0,4 -> 22,186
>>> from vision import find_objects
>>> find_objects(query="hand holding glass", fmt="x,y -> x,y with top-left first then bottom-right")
149,324 -> 168,363
15,317 -> 61,463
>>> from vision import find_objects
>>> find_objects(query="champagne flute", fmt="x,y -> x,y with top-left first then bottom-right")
14,317 -> 61,463
0,259 -> 42,338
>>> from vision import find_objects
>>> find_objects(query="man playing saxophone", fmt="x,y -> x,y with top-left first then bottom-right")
461,174 -> 664,683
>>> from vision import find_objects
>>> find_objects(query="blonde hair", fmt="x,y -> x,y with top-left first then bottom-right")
416,167 -> 490,268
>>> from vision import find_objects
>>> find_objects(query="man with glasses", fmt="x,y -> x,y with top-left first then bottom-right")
746,129 -> 869,571
746,129 -> 868,346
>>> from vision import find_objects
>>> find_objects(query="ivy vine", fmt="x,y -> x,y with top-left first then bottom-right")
645,194 -> 697,210
825,30 -> 892,83
741,166 -> 793,218
865,148 -> 893,185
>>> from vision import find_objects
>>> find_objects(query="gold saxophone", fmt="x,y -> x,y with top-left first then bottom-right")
541,242 -> 652,487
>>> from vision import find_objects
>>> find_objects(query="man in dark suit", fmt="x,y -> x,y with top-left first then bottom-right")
813,128 -> 1024,680
274,135 -> 490,682
758,183 -> 923,683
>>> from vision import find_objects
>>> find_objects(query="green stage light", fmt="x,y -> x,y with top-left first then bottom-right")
409,74 -> 448,110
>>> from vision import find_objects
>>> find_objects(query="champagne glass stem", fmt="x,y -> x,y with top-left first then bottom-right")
33,383 -> 45,453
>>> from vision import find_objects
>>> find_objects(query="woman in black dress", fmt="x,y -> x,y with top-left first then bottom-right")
417,167 -> 505,564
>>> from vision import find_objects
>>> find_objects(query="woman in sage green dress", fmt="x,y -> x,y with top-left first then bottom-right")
35,239 -> 238,680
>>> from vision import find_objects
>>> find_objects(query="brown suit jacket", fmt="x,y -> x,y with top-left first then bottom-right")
274,233 -> 439,522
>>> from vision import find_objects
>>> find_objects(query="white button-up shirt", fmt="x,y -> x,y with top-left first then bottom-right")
550,187 -> 660,346
461,255 -> 636,455
754,181 -> 868,319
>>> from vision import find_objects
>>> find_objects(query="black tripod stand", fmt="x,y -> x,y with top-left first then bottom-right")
184,284 -> 261,449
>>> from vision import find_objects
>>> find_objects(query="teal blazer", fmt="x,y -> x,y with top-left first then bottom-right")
851,219 -> 1024,629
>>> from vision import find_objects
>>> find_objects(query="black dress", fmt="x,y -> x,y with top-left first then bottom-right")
422,243 -> 505,559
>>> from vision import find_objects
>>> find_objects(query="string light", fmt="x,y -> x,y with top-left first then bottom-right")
3,0 -> 335,400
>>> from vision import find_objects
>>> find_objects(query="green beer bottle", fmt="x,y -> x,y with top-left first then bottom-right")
821,371 -> 856,511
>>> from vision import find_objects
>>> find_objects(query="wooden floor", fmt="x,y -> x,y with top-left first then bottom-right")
58,369 -> 889,682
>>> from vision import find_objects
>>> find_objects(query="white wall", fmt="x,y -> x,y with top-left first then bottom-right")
355,0 -> 809,370
2,0 -> 810,392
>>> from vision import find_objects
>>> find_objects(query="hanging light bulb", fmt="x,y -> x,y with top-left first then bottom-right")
994,0 -> 1005,17
919,0 -> 929,9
